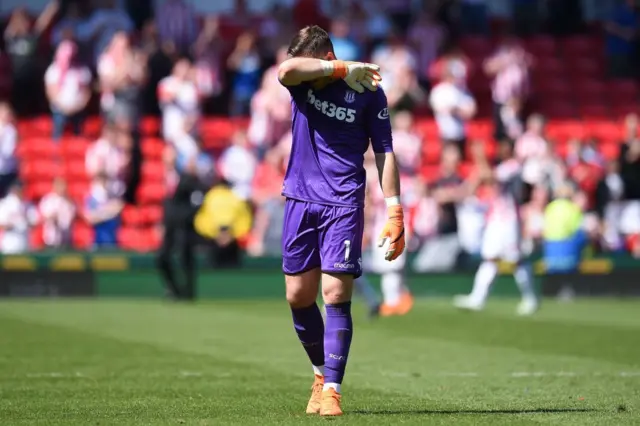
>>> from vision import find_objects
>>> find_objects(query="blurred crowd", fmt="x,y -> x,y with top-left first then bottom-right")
0,0 -> 638,264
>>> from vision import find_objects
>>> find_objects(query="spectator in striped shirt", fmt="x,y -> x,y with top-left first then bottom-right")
429,65 -> 477,156
85,124 -> 129,197
0,103 -> 17,199
484,38 -> 531,141
156,0 -> 198,56
39,177 -> 76,248
516,114 -> 550,201
45,41 -> 92,140
391,111 -> 422,175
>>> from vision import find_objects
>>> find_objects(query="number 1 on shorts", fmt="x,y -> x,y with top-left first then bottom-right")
344,240 -> 351,261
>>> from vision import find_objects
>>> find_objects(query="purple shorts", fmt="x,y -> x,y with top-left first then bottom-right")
282,198 -> 364,278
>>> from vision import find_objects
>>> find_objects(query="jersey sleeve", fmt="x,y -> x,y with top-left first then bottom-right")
281,80 -> 310,105
366,88 -> 393,154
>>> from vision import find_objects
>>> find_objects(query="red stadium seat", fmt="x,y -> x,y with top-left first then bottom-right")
547,121 -> 586,143
140,116 -> 160,136
579,104 -> 611,120
459,162 -> 474,178
608,80 -> 639,103
83,116 -> 103,137
15,142 -> 33,159
141,138 -> 165,159
68,181 -> 90,205
525,36 -> 557,57
20,160 -> 46,182
560,36 -> 601,57
574,79 -> 607,100
116,226 -> 137,250
536,78 -> 571,97
420,165 -> 440,183
64,159 -> 87,180
19,116 -> 54,138
534,57 -> 565,77
612,103 -> 640,118
553,140 -> 569,158
415,119 -> 439,139
422,140 -> 441,164
72,222 -> 94,249
586,121 -> 623,143
137,182 -> 167,204
26,181 -> 53,201
143,205 -> 163,224
29,226 -> 45,251
459,37 -> 493,58
467,120 -> 492,139
61,137 -> 90,159
141,161 -> 165,182
566,58 -> 603,78
30,159 -> 63,181
600,141 -> 620,161
542,102 -> 577,119
25,138 -> 60,157
146,227 -> 162,250
121,206 -> 147,226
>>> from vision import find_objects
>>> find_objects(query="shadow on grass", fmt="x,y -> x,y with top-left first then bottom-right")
351,408 -> 599,415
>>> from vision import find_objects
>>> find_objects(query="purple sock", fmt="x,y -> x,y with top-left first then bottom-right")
324,302 -> 353,385
291,303 -> 325,367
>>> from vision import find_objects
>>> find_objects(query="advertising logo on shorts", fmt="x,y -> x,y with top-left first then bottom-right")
333,262 -> 355,270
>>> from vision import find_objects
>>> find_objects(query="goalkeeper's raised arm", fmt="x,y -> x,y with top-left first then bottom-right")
278,56 -> 381,93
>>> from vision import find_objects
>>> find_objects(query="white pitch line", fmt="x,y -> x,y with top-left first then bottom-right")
12,371 -> 640,380
381,371 -> 640,378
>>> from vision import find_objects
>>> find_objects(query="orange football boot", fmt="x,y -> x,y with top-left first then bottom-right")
320,388 -> 343,416
305,374 -> 324,414
396,291 -> 415,316
379,303 -> 396,317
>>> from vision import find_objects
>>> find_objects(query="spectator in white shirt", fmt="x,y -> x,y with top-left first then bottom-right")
98,32 -> 147,127
86,124 -> 129,196
516,114 -> 551,187
0,103 -> 18,198
373,37 -> 425,112
429,66 -> 477,155
484,38 -> 531,141
218,131 -> 257,201
158,57 -> 201,148
391,111 -> 422,174
45,40 -> 92,141
248,46 -> 291,157
39,177 -> 76,248
0,182 -> 38,254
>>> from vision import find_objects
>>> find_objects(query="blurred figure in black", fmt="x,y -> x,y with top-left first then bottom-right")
157,158 -> 207,300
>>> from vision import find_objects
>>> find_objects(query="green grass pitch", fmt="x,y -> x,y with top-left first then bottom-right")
0,298 -> 638,425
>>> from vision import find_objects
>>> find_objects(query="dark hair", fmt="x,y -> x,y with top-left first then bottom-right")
287,25 -> 334,58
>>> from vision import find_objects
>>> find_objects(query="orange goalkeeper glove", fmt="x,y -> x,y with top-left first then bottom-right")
377,204 -> 406,261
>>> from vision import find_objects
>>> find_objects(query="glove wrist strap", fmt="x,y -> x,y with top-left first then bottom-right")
385,196 -> 401,207
321,60 -> 347,78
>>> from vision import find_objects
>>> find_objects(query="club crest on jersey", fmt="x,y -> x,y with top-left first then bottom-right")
377,108 -> 389,120
344,90 -> 356,103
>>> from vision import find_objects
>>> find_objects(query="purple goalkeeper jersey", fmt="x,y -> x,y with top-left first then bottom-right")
282,80 -> 393,207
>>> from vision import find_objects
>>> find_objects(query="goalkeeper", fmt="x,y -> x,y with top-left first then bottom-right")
276,25 -> 405,416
